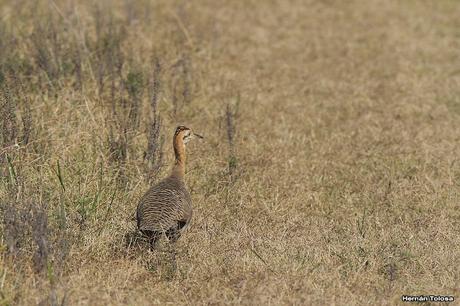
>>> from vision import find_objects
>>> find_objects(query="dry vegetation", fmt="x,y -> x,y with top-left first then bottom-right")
1,0 -> 460,305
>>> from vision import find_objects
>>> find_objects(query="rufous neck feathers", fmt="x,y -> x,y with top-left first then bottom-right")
172,135 -> 186,178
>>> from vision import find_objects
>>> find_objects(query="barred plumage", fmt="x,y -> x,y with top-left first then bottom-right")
136,125 -> 202,249
137,177 -> 192,234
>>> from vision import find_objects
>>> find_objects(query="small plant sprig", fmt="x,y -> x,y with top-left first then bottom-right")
170,55 -> 193,117
225,93 -> 240,180
145,56 -> 164,183
31,203 -> 50,274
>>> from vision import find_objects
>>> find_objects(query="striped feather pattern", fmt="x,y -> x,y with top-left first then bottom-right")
136,175 -> 192,234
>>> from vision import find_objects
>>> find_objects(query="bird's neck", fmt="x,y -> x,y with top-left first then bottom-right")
171,136 -> 186,179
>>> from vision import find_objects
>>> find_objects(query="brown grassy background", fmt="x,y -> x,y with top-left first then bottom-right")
1,0 -> 460,305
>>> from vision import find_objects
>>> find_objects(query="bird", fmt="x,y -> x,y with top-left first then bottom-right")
136,125 -> 203,249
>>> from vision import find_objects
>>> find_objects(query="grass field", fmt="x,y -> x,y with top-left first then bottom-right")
1,0 -> 460,305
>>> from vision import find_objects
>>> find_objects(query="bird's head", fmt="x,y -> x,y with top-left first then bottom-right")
174,125 -> 203,144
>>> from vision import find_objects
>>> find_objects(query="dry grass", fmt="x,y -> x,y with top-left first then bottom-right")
1,0 -> 460,305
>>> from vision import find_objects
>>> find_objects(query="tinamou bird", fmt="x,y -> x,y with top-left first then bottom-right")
136,125 -> 203,249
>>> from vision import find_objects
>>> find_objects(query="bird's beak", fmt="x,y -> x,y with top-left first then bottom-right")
193,132 -> 204,139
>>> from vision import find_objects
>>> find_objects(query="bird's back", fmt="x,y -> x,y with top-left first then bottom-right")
136,175 -> 192,233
